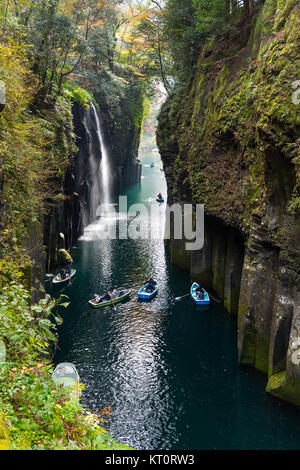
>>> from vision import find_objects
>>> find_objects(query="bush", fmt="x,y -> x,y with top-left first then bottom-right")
0,262 -> 133,450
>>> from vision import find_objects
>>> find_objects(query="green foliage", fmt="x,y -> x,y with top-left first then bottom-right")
0,261 -> 132,450
0,362 -> 132,450
158,0 -> 300,237
93,69 -> 128,115
192,0 -> 233,36
63,82 -> 95,108
163,0 -> 261,81
287,193 -> 300,216
163,0 -> 200,77
0,278 -> 63,363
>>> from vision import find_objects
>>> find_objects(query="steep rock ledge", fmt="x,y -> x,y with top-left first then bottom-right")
94,80 -> 143,194
44,81 -> 143,270
157,0 -> 300,405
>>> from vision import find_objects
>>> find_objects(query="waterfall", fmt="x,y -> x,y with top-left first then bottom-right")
78,102 -> 115,241
90,102 -> 112,215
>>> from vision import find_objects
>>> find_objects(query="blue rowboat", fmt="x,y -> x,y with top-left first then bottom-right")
138,281 -> 158,300
156,197 -> 164,203
191,282 -> 210,306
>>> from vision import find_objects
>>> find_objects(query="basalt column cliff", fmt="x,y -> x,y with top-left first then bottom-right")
157,0 -> 300,405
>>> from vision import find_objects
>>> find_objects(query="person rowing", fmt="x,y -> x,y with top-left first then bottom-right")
157,193 -> 163,200
65,264 -> 71,276
110,289 -> 117,299
94,292 -> 111,304
195,286 -> 205,300
145,277 -> 156,292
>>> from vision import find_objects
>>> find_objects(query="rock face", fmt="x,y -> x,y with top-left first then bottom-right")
44,156 -> 82,272
94,83 -> 143,193
157,0 -> 300,405
44,84 -> 143,270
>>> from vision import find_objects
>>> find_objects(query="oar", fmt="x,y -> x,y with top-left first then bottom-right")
175,293 -> 190,301
111,287 -> 119,311
111,298 -> 117,312
206,290 -> 222,303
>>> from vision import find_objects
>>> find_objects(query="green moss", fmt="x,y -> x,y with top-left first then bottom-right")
224,287 -> 240,317
0,413 -> 10,450
213,271 -> 225,299
255,335 -> 270,374
239,333 -> 257,366
63,82 -> 95,108
266,372 -> 300,406
21,264 -> 33,295
192,268 -> 213,287
170,240 -> 191,272
157,0 -> 300,407
57,249 -> 73,266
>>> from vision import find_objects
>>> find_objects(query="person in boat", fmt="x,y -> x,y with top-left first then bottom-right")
94,294 -> 101,304
65,264 -> 71,277
60,268 -> 66,280
110,289 -> 117,300
145,278 -> 156,292
196,286 -> 205,300
157,193 -> 163,200
102,292 -> 112,302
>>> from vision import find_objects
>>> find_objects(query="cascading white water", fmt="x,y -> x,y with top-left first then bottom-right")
90,102 -> 112,215
79,103 -> 115,242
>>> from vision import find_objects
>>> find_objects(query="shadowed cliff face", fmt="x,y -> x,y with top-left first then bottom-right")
157,0 -> 300,405
73,102 -> 103,227
94,85 -> 143,192
44,91 -> 143,270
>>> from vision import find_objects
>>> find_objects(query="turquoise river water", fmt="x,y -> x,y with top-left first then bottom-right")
50,144 -> 300,451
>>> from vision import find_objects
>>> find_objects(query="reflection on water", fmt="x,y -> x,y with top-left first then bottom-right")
53,146 -> 300,451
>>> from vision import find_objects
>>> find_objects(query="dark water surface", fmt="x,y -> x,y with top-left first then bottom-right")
52,148 -> 300,450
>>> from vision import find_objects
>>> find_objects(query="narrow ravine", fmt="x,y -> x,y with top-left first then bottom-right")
51,131 -> 300,451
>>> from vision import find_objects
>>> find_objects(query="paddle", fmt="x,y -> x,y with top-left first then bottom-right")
175,293 -> 190,301
110,288 -> 119,311
111,298 -> 117,311
205,290 -> 222,303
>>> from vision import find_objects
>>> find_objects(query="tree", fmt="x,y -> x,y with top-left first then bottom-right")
116,1 -> 172,93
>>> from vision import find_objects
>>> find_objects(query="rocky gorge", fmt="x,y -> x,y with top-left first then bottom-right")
157,0 -> 300,406
43,84 -> 143,273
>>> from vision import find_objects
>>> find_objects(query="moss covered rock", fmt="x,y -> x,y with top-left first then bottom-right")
0,413 -> 10,450
57,249 -> 73,266
157,0 -> 300,404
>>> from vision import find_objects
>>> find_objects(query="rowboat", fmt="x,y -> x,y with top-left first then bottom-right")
150,163 -> 155,168
156,197 -> 164,203
52,269 -> 76,285
191,282 -> 210,305
88,289 -> 131,309
52,362 -> 80,400
138,281 -> 158,300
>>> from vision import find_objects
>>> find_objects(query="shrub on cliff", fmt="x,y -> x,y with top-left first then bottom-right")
0,261 -> 132,450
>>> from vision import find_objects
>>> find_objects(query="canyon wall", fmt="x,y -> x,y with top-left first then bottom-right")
44,83 -> 143,271
157,0 -> 300,405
